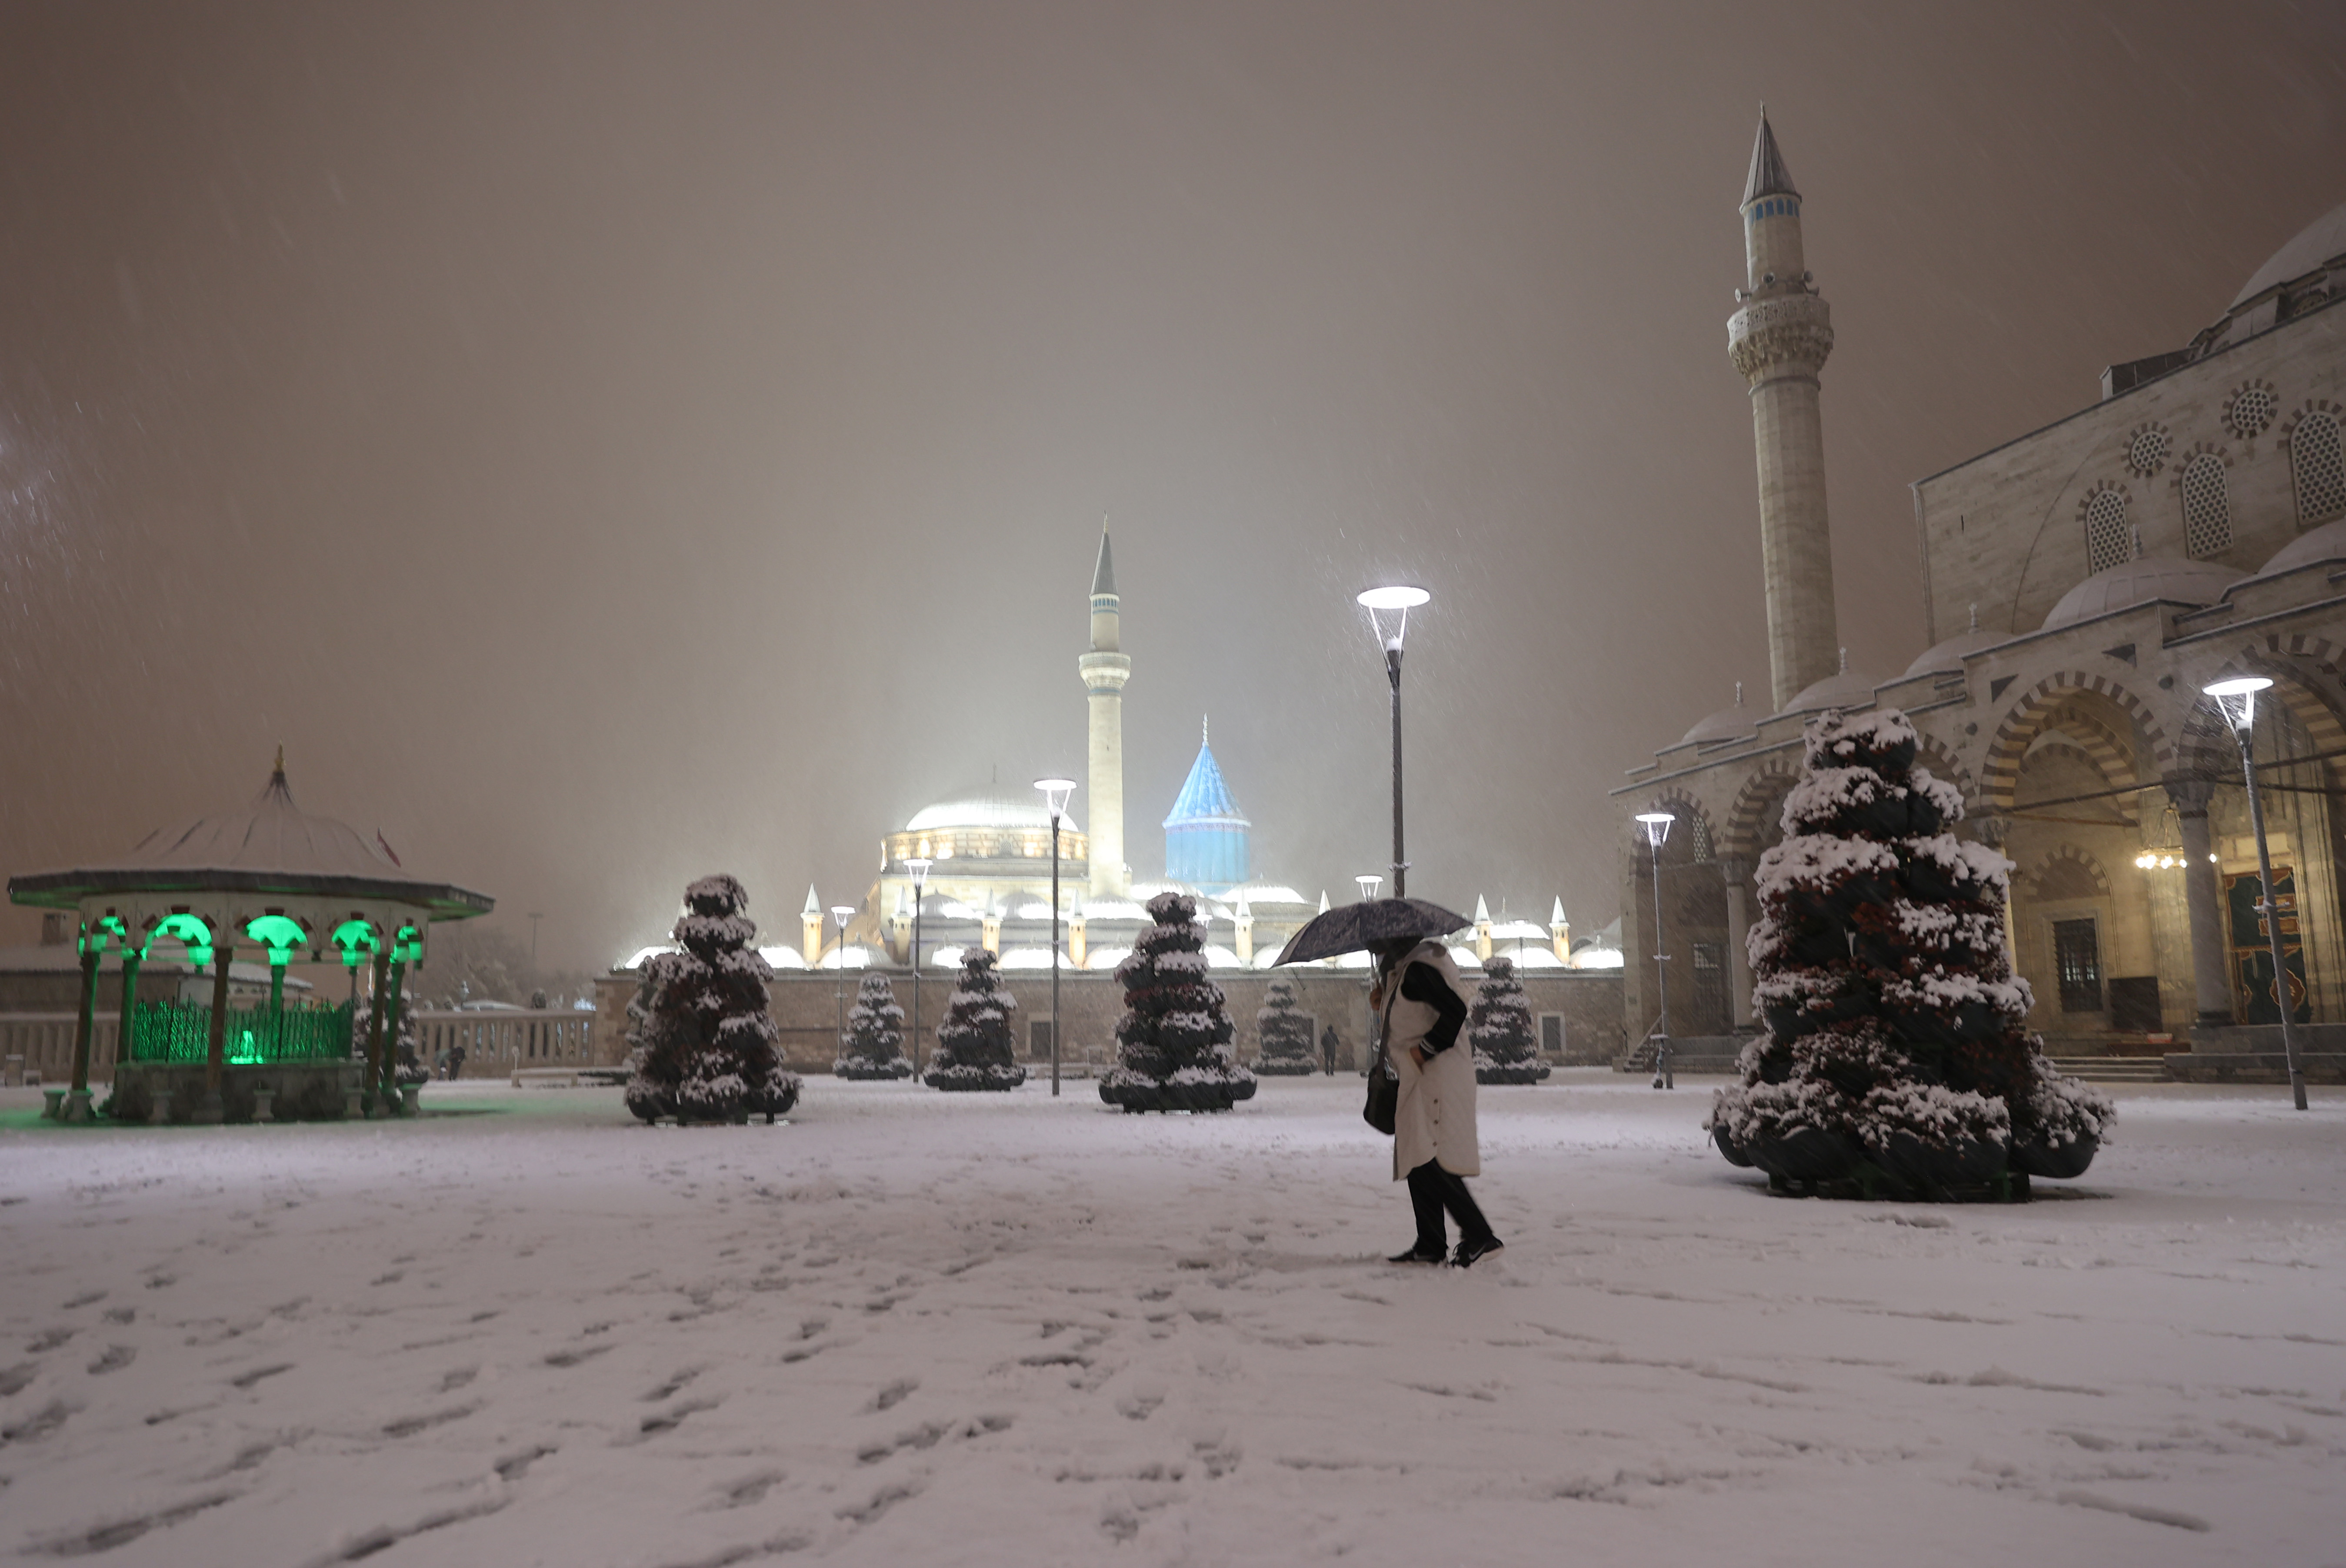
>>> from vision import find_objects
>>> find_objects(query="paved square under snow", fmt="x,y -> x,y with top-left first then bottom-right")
1,1075 -> 2340,1566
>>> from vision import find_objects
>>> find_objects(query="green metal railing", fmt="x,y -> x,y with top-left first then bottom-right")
128,1001 -> 355,1065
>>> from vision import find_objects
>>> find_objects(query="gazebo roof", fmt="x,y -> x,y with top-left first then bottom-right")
8,759 -> 493,921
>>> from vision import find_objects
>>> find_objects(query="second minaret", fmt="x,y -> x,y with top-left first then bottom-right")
1728,109 -> 1840,709
1079,526 -> 1131,898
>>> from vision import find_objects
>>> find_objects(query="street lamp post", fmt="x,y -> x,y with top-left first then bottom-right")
1636,811 -> 1676,1091
830,904 -> 855,1063
2205,676 -> 2310,1110
1357,586 -> 1430,898
1034,777 -> 1078,1098
905,857 -> 933,1082
1355,875 -> 1382,902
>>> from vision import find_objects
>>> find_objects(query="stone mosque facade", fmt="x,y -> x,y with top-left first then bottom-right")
1616,113 -> 2346,1080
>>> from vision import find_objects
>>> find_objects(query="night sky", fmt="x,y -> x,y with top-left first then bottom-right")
3,2 -> 2340,971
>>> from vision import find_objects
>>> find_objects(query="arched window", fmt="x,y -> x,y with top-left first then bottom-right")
2180,454 -> 2232,557
2294,410 -> 2346,526
2084,489 -> 2129,572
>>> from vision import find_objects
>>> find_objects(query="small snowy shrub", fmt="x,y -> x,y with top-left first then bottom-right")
353,989 -> 426,1086
1251,977 -> 1316,1075
1707,707 -> 2109,1195
1100,891 -> 1255,1111
1469,957 -> 1548,1084
835,972 -> 912,1079
624,875 -> 802,1123
925,949 -> 1025,1092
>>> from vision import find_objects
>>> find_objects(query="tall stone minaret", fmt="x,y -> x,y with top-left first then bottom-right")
1728,109 -> 1839,710
1078,525 -> 1131,897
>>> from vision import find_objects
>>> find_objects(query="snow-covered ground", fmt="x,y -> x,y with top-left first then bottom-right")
1,1073 -> 2340,1567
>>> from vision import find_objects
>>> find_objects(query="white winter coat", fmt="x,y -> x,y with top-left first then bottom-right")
1380,941 -> 1480,1181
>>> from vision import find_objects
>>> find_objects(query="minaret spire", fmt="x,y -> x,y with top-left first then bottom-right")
1728,107 -> 1839,709
1080,522 -> 1132,897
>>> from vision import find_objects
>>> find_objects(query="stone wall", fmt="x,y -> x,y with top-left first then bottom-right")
593,966 -> 1626,1075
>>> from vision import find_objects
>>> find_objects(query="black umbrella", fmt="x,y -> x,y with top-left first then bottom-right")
1270,897 -> 1473,966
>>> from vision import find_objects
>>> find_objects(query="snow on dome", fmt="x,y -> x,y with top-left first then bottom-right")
813,945 -> 870,970
904,789 -> 1059,834
2254,515 -> 2346,580
1506,946 -> 1567,969
1904,607 -> 2014,677
2229,197 -> 2346,311
1079,899 -> 1145,922
620,943 -> 676,971
996,946 -> 1069,969
1333,949 -> 1374,969
1680,683 -> 1756,744
2041,553 -> 2243,630
1781,656 -> 1885,716
1443,944 -> 1483,970
1574,948 -> 1625,969
926,945 -> 966,969
1224,883 -> 1310,907
1250,947 -> 1286,969
1487,919 -> 1550,941
1083,946 -> 1132,972
759,944 -> 809,970
1202,945 -> 1245,969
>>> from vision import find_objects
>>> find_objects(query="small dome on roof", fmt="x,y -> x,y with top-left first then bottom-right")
2042,553 -> 2243,630
1904,606 -> 2012,677
905,788 -> 1057,833
1680,682 -> 1756,745
1782,651 -> 1883,716
2230,198 -> 2346,310
2255,516 -> 2346,580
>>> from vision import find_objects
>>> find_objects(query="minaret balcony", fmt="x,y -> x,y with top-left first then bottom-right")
1728,292 -> 1833,381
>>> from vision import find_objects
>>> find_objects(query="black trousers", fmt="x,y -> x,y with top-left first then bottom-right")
1407,1159 -> 1496,1252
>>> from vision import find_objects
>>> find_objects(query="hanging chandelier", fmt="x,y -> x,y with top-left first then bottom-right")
2136,804 -> 2186,871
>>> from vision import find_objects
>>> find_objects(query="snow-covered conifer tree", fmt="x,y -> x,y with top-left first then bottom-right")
1250,976 -> 1315,1075
623,875 -> 802,1123
352,991 -> 425,1086
835,972 -> 912,1079
1100,891 -> 1256,1112
925,949 -> 1025,1091
1469,956 -> 1548,1084
1707,708 -> 2112,1198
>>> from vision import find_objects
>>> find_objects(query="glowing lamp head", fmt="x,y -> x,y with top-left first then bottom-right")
1355,874 -> 1383,902
905,856 -> 933,894
2203,675 -> 2273,733
1032,777 -> 1077,820
1356,584 -> 1430,653
1635,811 -> 1676,849
830,904 -> 855,932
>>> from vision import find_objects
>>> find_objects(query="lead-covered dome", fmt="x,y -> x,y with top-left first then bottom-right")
1680,686 -> 1756,745
2230,198 -> 2346,311
2041,555 -> 2243,630
905,788 -> 1058,834
1781,661 -> 1884,716
2254,516 -> 2346,580
1904,624 -> 2011,678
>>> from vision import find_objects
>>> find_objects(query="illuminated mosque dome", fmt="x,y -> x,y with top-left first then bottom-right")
1162,720 -> 1250,895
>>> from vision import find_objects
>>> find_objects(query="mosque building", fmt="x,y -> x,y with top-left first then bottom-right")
1616,111 -> 2346,1081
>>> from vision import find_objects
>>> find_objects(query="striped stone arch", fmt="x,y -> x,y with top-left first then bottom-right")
2031,701 -> 2136,792
1721,758 -> 1800,859
1635,787 -> 1718,865
1912,734 -> 1976,806
2180,636 -> 2346,779
1983,673 -> 2173,812
2027,844 -> 2113,901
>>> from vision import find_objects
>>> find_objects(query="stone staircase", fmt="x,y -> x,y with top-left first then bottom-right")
2046,1055 -> 2169,1084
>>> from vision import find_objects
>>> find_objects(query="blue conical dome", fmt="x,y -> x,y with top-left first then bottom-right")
1162,721 -> 1250,894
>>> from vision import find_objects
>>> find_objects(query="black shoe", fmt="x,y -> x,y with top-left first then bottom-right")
1452,1236 -> 1505,1269
1388,1244 -> 1448,1264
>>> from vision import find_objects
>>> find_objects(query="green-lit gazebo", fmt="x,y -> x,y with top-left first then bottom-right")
8,754 -> 493,1123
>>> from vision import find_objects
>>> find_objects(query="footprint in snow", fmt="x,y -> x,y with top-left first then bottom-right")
87,1345 -> 136,1376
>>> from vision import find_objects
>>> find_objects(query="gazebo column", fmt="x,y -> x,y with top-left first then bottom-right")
195,941 -> 233,1123
1718,855 -> 1758,1030
63,939 -> 101,1123
115,947 -> 143,1076
378,956 -> 409,1112
2166,776 -> 2236,1026
360,950 -> 390,1114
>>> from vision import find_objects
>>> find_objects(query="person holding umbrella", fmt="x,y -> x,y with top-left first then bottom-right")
1370,933 -> 1503,1267
1271,896 -> 1503,1268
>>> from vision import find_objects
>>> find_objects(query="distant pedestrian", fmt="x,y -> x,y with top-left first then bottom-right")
1369,935 -> 1502,1268
448,1042 -> 467,1081
1321,1025 -> 1340,1077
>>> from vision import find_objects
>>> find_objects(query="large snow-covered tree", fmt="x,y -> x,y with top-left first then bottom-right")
1101,891 -> 1256,1112
1469,956 -> 1548,1084
1250,976 -> 1315,1075
925,949 -> 1026,1091
623,875 -> 802,1123
352,991 -> 425,1086
1707,708 -> 2112,1198
836,972 -> 912,1079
